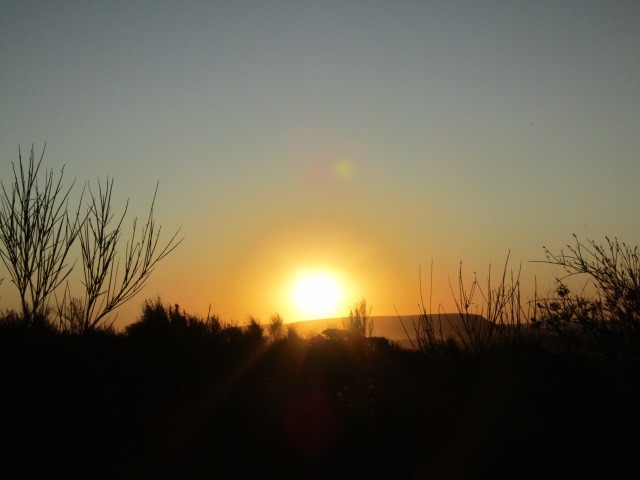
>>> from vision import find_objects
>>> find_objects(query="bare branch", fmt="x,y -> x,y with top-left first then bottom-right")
76,179 -> 183,332
0,144 -> 83,324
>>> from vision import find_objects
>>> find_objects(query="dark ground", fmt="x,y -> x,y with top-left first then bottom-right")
1,326 -> 638,479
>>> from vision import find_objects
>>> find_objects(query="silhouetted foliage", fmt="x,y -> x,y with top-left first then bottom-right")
268,313 -> 284,342
0,145 -> 181,333
126,297 -> 217,342
322,327 -> 354,342
58,179 -> 182,334
400,261 -> 449,355
0,145 -> 83,325
3,238 -> 640,478
2,295 -> 639,479
343,297 -> 373,337
124,298 -> 267,357
0,307 -> 59,341
535,235 -> 640,375
448,253 -> 543,354
244,315 -> 265,344
286,322 -> 300,340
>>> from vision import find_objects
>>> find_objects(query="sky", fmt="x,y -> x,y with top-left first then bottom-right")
1,1 -> 639,327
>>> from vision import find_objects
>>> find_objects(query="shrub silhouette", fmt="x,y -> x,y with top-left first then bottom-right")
536,235 -> 640,374
126,297 -> 222,341
0,145 -> 82,326
286,323 -> 300,340
124,298 -> 268,355
243,315 -> 265,345
343,297 -> 373,337
0,144 -> 181,333
268,313 -> 284,342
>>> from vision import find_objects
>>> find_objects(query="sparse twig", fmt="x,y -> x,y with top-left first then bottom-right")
65,180 -> 183,333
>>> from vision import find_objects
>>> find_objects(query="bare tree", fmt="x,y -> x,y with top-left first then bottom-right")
57,178 -> 182,333
0,145 -> 84,325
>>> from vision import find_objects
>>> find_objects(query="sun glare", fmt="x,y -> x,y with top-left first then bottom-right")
291,272 -> 344,320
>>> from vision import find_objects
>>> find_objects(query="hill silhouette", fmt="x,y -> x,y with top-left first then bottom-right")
287,313 -> 488,348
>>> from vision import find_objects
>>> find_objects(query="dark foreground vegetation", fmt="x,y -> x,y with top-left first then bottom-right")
1,295 -> 639,480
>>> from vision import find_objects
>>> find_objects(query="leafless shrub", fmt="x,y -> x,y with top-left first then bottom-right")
399,261 -> 448,353
0,144 -> 182,333
0,145 -> 84,325
449,253 -> 541,354
57,178 -> 182,333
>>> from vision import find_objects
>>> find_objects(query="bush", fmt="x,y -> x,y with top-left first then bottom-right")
125,297 -> 212,339
244,315 -> 264,340
535,235 -> 640,373
343,298 -> 373,337
267,313 -> 284,342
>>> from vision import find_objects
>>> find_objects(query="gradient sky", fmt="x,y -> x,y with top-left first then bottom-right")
1,1 -> 639,327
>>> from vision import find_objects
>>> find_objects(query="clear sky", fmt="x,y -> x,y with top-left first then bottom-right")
1,1 -> 639,327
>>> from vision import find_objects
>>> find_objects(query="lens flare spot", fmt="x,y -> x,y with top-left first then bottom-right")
333,161 -> 354,180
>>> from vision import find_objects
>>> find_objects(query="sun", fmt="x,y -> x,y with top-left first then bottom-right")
290,272 -> 344,320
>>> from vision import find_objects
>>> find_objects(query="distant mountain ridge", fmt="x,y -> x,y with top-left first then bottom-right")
287,314 -> 488,348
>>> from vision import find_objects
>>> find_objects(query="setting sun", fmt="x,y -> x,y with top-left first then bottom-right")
290,272 -> 344,320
